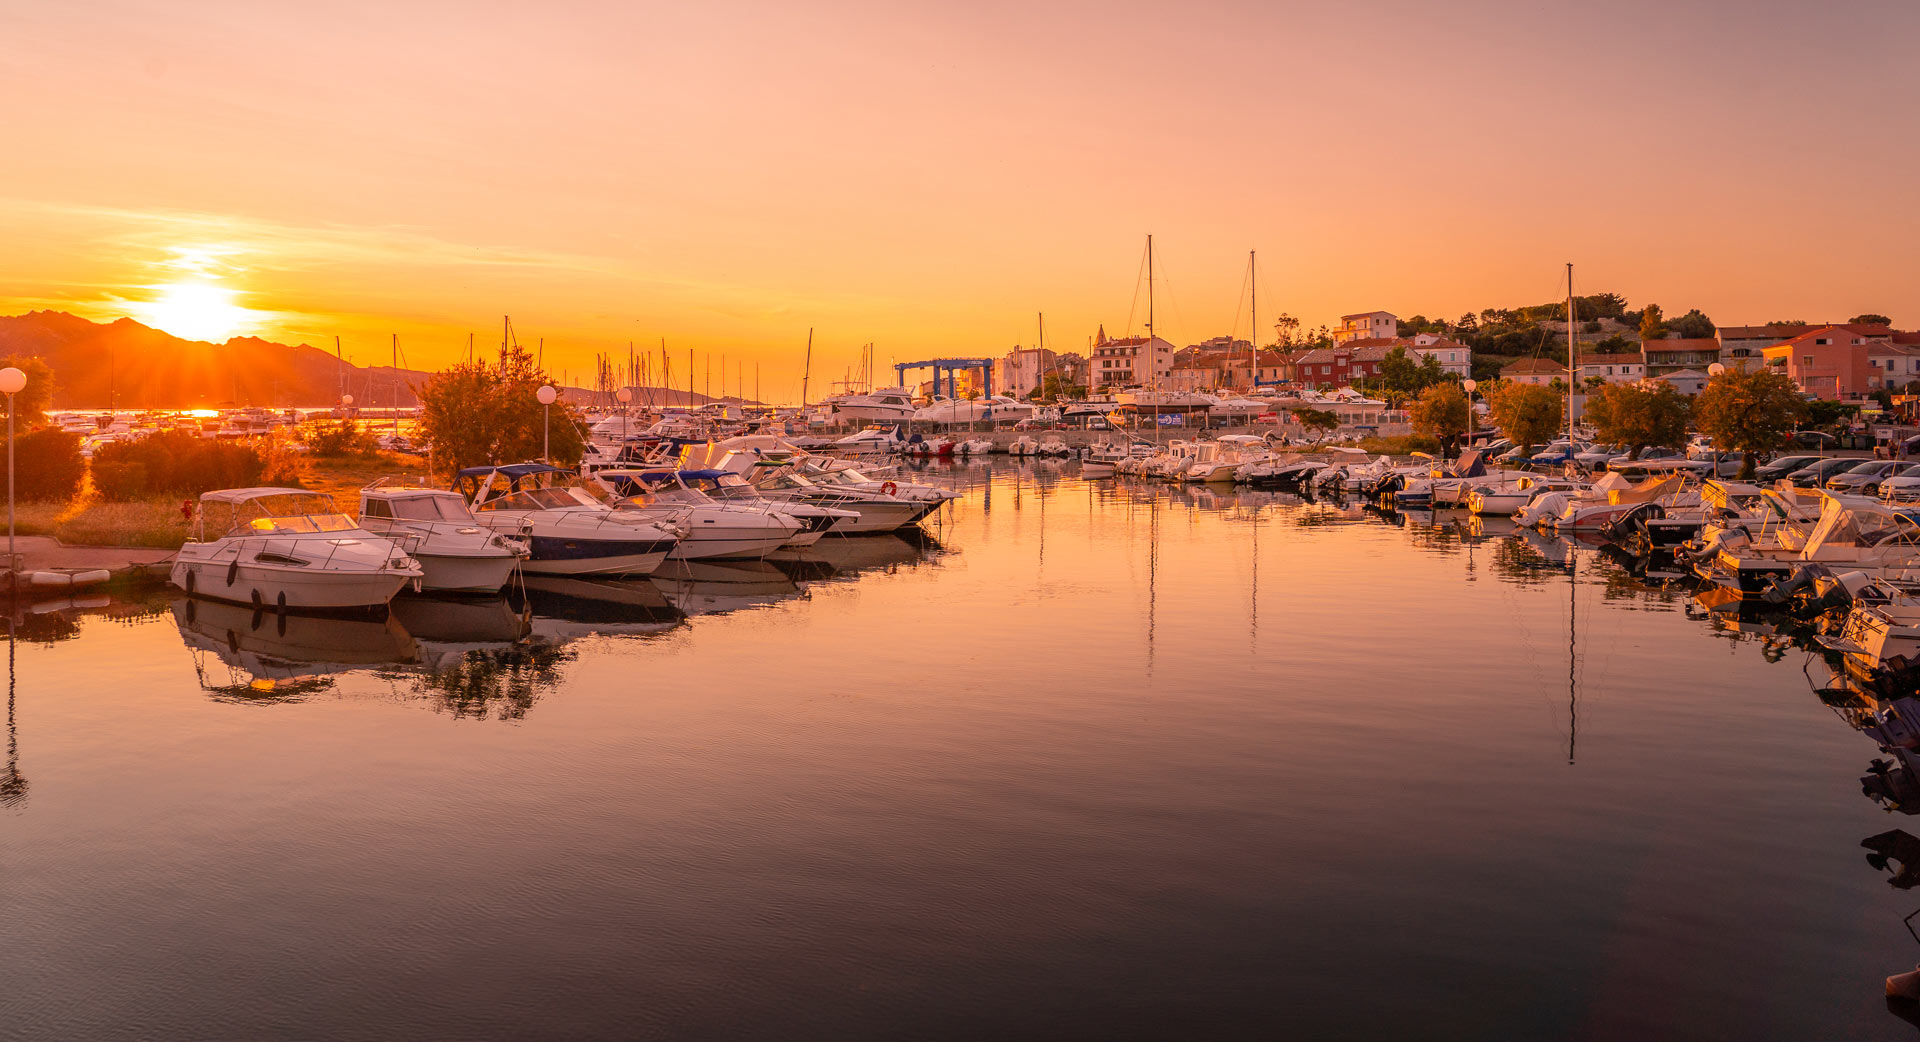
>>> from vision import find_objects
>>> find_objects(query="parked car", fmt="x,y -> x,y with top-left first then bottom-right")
1752,454 -> 1827,482
1789,457 -> 1874,488
1788,430 -> 1841,450
1880,474 -> 1920,504
1827,460 -> 1920,495
1572,444 -> 1622,469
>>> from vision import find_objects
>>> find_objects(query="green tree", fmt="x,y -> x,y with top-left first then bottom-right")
1692,368 -> 1808,478
418,345 -> 586,478
1484,381 -> 1564,457
1583,381 -> 1691,460
1408,382 -> 1470,457
0,357 -> 56,425
1851,313 -> 1893,326
1038,372 -> 1085,401
1668,308 -> 1716,339
1639,304 -> 1668,342
1293,408 -> 1340,438
1803,399 -> 1859,430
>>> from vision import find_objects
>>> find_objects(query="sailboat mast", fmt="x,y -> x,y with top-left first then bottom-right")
1566,261 -> 1576,449
801,328 -> 814,410
391,333 -> 399,442
1249,249 -> 1257,392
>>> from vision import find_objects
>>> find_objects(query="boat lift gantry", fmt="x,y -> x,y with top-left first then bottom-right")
894,358 -> 995,400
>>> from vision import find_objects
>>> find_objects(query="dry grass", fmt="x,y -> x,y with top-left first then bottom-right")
7,451 -> 431,549
11,497 -> 190,548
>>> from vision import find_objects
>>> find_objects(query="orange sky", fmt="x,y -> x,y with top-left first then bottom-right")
3,0 -> 1915,399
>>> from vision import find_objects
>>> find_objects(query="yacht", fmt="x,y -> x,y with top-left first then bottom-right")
912,395 -> 1035,424
172,487 -> 423,610
833,425 -> 903,454
656,469 -> 857,547
819,387 -> 917,424
592,469 -> 803,559
357,483 -> 528,593
743,467 -> 932,533
458,463 -> 683,576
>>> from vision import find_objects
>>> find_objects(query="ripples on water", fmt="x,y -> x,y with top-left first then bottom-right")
4,461 -> 1918,1040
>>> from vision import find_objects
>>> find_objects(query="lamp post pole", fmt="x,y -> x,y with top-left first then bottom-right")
0,368 -> 26,586
537,385 -> 558,462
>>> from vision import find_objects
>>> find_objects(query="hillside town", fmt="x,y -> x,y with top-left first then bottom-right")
985,311 -> 1920,416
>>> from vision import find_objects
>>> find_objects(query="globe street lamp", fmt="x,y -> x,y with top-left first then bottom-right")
0,366 -> 25,583
616,386 -> 632,441
537,385 -> 558,460
1461,378 -> 1478,456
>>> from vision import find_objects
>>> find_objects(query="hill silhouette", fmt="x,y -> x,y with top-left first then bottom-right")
0,311 -> 723,409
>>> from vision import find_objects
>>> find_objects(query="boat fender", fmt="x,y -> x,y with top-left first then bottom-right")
184,568 -> 196,594
226,559 -> 239,586
276,592 -> 287,616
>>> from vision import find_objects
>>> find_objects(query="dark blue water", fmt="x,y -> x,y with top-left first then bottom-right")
3,462 -> 1915,1040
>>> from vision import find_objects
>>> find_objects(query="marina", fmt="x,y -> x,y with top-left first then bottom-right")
8,459 -> 1920,1039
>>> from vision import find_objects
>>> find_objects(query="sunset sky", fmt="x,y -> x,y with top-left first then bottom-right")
3,0 -> 1916,398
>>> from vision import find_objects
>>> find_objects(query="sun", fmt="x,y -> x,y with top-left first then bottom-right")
133,280 -> 258,342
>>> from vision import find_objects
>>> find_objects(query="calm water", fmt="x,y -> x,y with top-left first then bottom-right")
4,462 -> 1917,1040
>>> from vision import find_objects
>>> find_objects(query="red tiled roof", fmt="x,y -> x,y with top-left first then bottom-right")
1722,322 -> 1893,339
1641,338 -> 1721,353
1500,358 -> 1568,375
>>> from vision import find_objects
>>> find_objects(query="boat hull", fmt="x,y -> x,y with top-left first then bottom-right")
413,551 -> 522,594
171,557 -> 413,610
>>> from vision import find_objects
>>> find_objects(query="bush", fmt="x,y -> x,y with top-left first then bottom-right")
91,460 -> 149,501
307,419 -> 378,458
0,427 -> 85,501
90,431 -> 267,502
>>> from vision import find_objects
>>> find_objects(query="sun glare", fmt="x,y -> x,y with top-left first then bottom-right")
134,280 -> 257,342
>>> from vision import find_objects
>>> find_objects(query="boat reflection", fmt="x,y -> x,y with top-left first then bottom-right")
516,576 -> 684,642
650,560 -> 804,615
172,597 -> 417,702
802,532 -> 938,581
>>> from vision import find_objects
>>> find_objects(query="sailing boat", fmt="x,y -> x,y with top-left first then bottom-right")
1114,235 -> 1210,419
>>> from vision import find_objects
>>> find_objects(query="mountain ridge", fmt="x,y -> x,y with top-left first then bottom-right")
0,311 -> 723,409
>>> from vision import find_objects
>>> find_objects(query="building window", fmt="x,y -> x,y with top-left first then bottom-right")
1802,356 -> 1813,367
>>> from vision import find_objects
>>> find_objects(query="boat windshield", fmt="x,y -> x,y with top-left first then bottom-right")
389,495 -> 474,521
478,487 -> 598,512
245,513 -> 360,535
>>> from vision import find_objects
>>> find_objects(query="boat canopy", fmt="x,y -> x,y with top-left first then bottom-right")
199,486 -> 318,504
456,463 -> 569,480
1801,494 -> 1920,556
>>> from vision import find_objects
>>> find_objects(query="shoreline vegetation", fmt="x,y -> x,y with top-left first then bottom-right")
14,450 -> 430,550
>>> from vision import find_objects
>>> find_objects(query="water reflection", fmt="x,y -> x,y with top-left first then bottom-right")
651,559 -> 804,615
173,598 -> 416,702
516,576 -> 684,642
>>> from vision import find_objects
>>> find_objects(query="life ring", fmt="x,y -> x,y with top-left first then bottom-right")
881,481 -> 898,496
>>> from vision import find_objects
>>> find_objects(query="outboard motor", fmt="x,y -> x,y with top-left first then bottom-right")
1761,563 -> 1820,605
1601,502 -> 1664,544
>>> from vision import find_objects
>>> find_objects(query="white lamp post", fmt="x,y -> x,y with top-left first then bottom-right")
1461,379 -> 1478,456
0,367 -> 25,582
616,386 -> 632,442
537,385 -> 558,460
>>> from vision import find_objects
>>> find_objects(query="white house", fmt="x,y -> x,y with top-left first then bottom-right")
1334,311 -> 1398,344
1091,325 -> 1175,387
1576,353 -> 1645,385
1407,333 -> 1471,377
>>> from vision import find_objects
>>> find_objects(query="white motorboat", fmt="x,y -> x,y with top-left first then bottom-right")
172,487 -> 423,610
818,387 -> 918,424
748,468 -> 932,533
833,425 -> 902,454
358,483 -> 528,593
668,469 -> 857,546
912,395 -> 1035,425
458,463 -> 684,576
594,468 -> 802,560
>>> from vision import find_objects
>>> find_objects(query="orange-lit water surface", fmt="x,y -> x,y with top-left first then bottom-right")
3,462 -> 1913,1041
